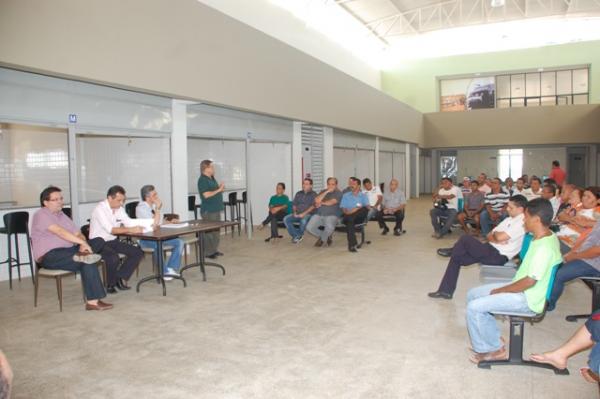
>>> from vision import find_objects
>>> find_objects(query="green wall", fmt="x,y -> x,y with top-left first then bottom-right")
381,40 -> 600,113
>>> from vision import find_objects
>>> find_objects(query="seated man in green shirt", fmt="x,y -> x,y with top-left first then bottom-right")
465,198 -> 562,364
258,182 -> 291,242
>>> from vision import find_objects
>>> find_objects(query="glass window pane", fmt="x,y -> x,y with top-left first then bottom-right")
541,96 -> 556,106
557,95 -> 570,105
525,73 -> 540,97
541,71 -> 556,96
496,75 -> 510,98
572,69 -> 589,94
573,94 -> 589,104
511,74 -> 525,98
497,99 -> 510,108
556,70 -> 572,95
526,98 -> 540,106
511,98 -> 525,107
0,123 -> 70,209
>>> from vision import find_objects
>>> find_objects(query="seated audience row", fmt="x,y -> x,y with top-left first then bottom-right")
257,176 -> 407,252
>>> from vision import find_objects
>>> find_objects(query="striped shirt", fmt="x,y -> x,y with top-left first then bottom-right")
484,191 -> 510,212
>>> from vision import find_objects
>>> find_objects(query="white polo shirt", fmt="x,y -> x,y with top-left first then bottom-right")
490,213 -> 526,259
89,200 -> 144,241
438,185 -> 461,210
362,186 -> 383,209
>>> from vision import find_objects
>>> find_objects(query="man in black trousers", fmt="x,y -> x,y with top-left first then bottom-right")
428,195 -> 528,299
340,177 -> 370,252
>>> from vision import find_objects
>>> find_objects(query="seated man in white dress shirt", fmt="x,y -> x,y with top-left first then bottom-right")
90,185 -> 145,294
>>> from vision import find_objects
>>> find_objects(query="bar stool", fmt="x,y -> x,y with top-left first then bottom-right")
237,191 -> 253,233
188,195 -> 198,220
223,192 -> 239,236
0,211 -> 34,289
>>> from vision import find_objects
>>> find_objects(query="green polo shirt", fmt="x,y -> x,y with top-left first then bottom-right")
269,194 -> 291,214
197,174 -> 224,213
512,233 -> 561,314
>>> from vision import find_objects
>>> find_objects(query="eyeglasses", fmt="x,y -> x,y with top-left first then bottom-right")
48,197 -> 64,202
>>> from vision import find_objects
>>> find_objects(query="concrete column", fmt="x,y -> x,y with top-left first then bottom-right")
292,122 -> 303,195
171,100 -> 189,217
374,137 -> 380,185
405,143 -> 411,198
323,127 -> 334,180
415,146 -> 420,198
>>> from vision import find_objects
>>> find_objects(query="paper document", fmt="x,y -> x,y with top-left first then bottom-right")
161,222 -> 189,229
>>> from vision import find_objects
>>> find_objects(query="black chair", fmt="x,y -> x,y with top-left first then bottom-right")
334,221 -> 371,248
223,192 -> 240,236
237,191 -> 252,233
566,277 -> 600,322
478,264 -> 569,375
0,211 -> 34,289
125,201 -> 139,219
62,207 -> 73,219
188,195 -> 198,220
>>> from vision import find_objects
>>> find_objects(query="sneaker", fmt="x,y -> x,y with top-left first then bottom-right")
163,275 -> 174,281
73,253 -> 102,264
166,268 -> 180,276
326,236 -> 333,246
295,236 -> 303,244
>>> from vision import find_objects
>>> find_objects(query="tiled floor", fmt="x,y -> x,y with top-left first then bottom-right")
0,198 -> 596,398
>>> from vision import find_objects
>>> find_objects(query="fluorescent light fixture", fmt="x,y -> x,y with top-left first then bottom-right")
490,0 -> 505,8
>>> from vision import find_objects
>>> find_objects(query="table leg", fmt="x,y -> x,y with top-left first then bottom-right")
136,240 -> 187,295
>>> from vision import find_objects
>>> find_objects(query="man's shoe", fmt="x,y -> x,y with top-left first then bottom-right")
215,251 -> 224,257
106,285 -> 118,294
436,248 -> 453,257
116,279 -> 131,291
348,246 -> 358,253
166,268 -> 180,276
326,236 -> 333,246
98,300 -> 113,310
163,275 -> 174,281
86,301 -> 112,311
314,239 -> 323,247
381,227 -> 389,235
206,253 -> 218,259
427,291 -> 453,299
73,253 -> 102,264
393,229 -> 403,236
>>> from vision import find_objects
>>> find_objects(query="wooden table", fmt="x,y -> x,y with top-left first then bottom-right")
121,220 -> 238,296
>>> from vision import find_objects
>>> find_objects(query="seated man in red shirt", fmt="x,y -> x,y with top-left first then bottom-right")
31,186 -> 112,311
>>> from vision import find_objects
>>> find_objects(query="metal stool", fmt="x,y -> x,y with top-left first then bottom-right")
223,192 -> 240,236
0,211 -> 34,289
188,195 -> 198,220
237,191 -> 252,233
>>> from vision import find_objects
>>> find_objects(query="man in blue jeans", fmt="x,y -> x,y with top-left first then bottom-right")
466,198 -> 561,364
284,178 -> 317,243
136,185 -> 184,280
548,219 -> 600,310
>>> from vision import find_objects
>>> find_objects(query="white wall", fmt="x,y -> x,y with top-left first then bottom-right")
456,146 -> 568,180
196,0 -> 381,90
0,0 -> 424,145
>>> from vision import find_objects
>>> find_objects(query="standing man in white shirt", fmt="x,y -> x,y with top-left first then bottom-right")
90,185 -> 145,294
362,178 -> 382,221
428,194 -> 528,299
430,177 -> 461,239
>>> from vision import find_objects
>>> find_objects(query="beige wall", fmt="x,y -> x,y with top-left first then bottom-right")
424,105 -> 600,148
0,0 -> 423,145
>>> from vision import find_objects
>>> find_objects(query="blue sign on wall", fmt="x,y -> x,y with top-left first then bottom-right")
68,114 -> 77,123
